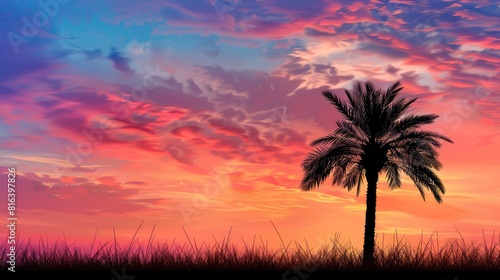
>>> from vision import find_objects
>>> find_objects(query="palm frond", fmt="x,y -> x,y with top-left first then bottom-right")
343,164 -> 364,195
387,96 -> 418,121
385,130 -> 453,149
310,125 -> 364,147
334,121 -> 368,143
301,145 -> 360,191
384,162 -> 402,190
322,91 -> 353,122
400,165 -> 445,203
393,114 -> 439,132
381,81 -> 403,107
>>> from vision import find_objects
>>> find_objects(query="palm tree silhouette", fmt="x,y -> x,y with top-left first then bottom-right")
300,81 -> 453,268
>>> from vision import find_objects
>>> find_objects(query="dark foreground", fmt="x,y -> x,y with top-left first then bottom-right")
3,229 -> 499,279
2,268 -> 499,280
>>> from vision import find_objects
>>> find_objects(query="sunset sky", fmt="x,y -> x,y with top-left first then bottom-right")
1,0 -> 499,252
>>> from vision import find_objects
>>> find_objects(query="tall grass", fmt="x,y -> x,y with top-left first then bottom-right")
1,225 -> 499,271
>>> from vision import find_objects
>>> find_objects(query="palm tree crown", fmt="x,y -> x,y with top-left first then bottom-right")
300,80 -> 453,267
301,80 -> 452,201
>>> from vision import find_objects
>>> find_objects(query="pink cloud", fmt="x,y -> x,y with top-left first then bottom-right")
0,172 -> 164,216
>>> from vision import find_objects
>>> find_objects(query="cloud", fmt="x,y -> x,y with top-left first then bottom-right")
1,0 -> 499,249
0,172 -> 164,215
108,47 -> 134,73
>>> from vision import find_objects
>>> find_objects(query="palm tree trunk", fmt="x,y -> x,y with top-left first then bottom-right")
362,168 -> 378,268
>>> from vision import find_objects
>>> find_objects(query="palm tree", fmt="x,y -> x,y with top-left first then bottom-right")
300,80 -> 453,268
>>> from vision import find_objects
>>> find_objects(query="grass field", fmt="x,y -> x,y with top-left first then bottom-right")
2,224 -> 499,273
